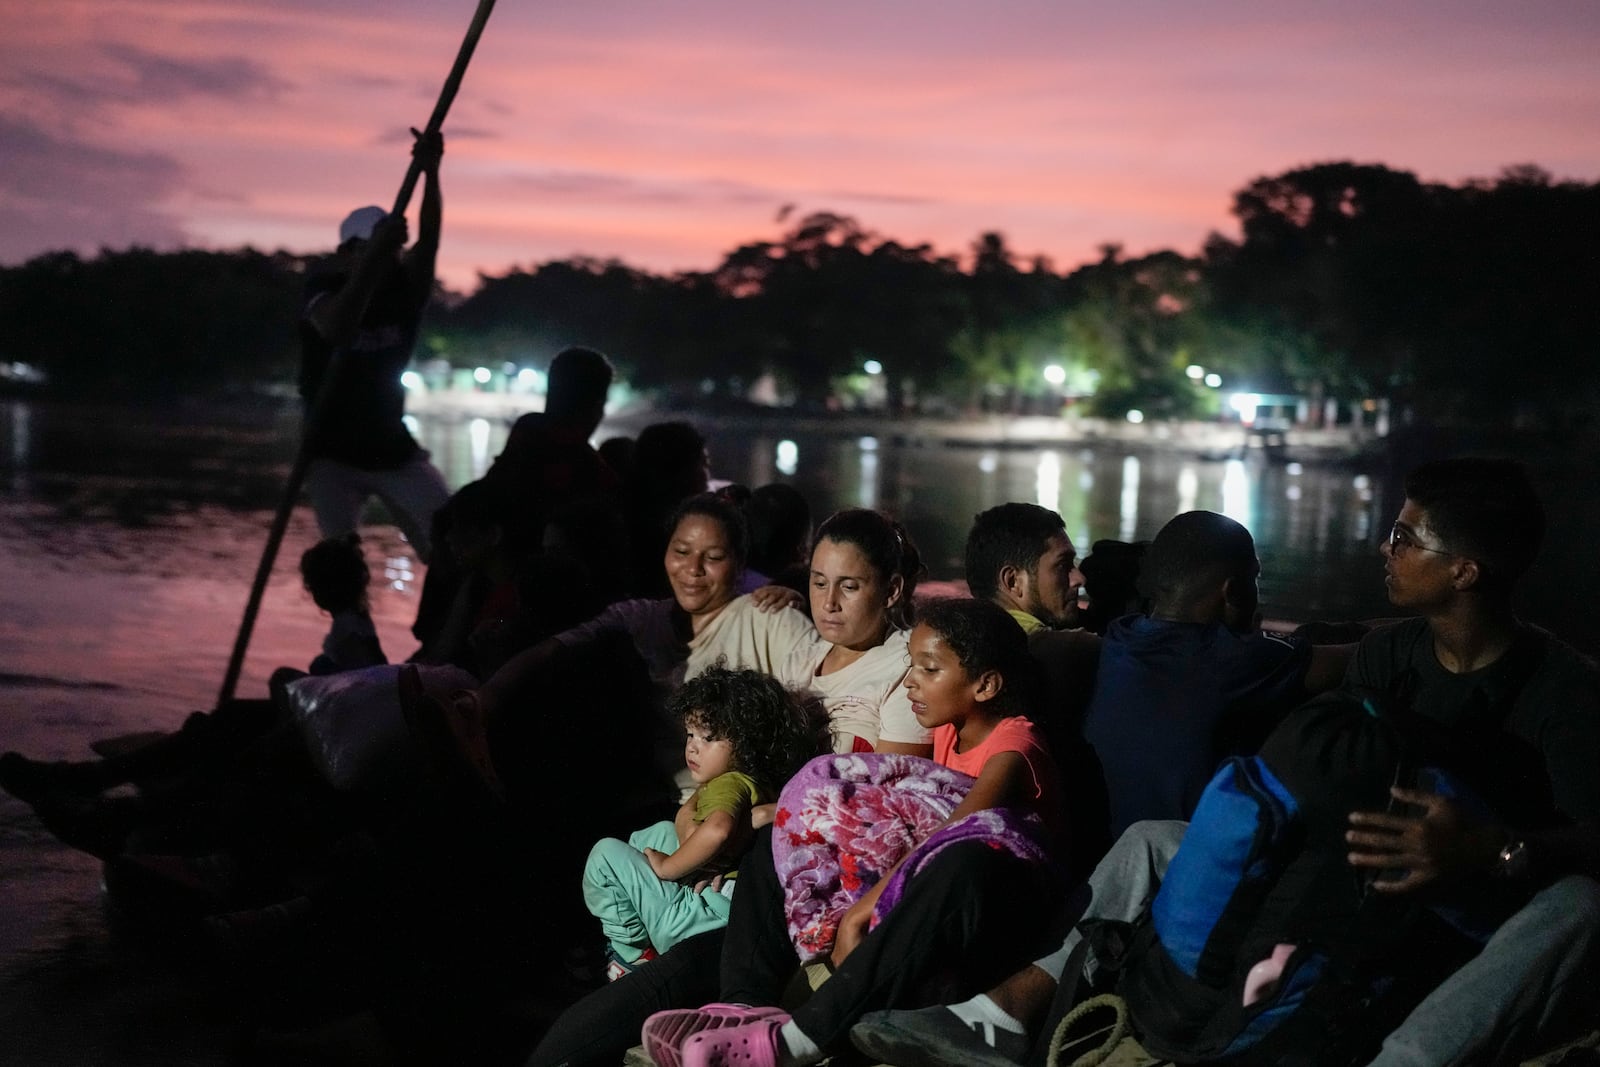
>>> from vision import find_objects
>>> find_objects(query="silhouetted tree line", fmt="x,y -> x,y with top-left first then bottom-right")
2,163 -> 1595,426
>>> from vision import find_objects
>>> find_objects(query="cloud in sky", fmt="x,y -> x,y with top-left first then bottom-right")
0,115 -> 187,261
3,39 -> 286,118
503,168 -> 777,207
1,0 -> 1598,288
99,42 -> 288,103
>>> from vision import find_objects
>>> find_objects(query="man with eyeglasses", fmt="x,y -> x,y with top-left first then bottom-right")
1342,457 -> 1600,1065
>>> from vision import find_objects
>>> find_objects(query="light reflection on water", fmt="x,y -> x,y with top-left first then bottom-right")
1035,450 -> 1060,516
21,399 -> 1600,669
1118,454 -> 1141,541
703,429 -> 1412,630
0,398 -> 1412,732
775,439 -> 799,476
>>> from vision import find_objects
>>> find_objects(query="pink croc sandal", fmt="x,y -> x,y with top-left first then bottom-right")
642,1005 -> 788,1067
679,1017 -> 788,1067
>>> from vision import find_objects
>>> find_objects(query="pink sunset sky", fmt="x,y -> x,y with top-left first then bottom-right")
3,0 -> 1598,292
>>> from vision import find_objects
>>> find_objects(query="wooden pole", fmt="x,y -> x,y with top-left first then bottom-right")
389,0 -> 498,219
216,0 -> 498,706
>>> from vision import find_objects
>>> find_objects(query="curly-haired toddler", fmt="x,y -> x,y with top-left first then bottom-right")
582,666 -> 825,980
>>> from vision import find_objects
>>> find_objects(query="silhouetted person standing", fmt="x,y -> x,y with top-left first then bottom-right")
411,347 -> 623,646
298,130 -> 451,562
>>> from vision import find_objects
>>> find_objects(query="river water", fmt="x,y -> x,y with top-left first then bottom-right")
0,398 -> 1594,1062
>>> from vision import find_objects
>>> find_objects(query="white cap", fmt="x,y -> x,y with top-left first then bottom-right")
338,205 -> 387,245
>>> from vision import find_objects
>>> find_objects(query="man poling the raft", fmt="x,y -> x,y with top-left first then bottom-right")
216,0 -> 499,708
0,0 -> 502,893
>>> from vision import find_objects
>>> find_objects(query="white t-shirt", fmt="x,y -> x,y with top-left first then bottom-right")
689,599 -> 928,752
777,628 -> 928,752
552,597 -> 927,780
685,595 -> 817,680
552,595 -> 818,688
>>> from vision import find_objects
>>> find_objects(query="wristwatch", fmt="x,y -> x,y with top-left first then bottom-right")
1496,838 -> 1532,881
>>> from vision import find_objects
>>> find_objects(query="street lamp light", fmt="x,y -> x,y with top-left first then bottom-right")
1229,392 -> 1261,424
1043,364 -> 1067,386
863,360 -> 883,376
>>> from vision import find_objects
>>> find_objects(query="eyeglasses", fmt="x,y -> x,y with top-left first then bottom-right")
1386,522 -> 1452,558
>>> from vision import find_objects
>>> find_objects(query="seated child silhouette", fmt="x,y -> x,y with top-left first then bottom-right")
300,534 -> 386,675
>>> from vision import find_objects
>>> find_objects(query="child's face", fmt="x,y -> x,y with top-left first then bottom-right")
903,623 -> 985,730
684,718 -> 735,784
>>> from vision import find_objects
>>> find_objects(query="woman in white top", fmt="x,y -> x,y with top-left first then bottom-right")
413,495 -> 932,798
777,507 -> 932,758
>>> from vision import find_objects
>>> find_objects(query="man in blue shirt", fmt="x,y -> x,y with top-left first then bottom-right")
1083,510 -> 1349,836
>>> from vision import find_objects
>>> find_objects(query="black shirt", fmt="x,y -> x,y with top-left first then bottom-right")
1345,617 -> 1600,826
298,263 -> 425,470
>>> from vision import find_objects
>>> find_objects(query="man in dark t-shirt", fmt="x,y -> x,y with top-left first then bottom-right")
1346,618 -> 1600,834
1343,458 -> 1600,1065
299,130 -> 450,562
1083,510 -> 1349,837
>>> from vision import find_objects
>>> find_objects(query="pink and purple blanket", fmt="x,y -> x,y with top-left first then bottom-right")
772,752 -> 1053,961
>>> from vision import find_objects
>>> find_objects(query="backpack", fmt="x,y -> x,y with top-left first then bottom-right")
1116,688 -> 1522,1067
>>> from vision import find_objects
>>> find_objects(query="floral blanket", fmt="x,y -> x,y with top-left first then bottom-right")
772,752 -> 1053,962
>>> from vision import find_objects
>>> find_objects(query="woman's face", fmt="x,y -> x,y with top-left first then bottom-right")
664,513 -> 740,617
809,537 -> 901,651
